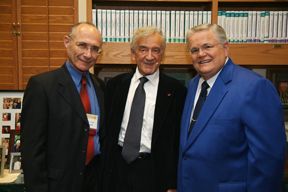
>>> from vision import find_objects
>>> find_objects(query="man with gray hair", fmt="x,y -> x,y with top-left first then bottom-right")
103,26 -> 186,192
178,23 -> 286,192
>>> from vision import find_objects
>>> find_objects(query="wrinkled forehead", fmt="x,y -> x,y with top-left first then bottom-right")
137,34 -> 164,48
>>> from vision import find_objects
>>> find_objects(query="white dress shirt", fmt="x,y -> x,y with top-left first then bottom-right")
118,68 -> 159,153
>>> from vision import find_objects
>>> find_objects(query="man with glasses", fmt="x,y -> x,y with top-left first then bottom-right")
102,26 -> 186,192
178,23 -> 286,192
21,22 -> 104,192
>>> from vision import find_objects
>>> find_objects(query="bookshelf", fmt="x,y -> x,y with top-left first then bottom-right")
88,0 -> 288,65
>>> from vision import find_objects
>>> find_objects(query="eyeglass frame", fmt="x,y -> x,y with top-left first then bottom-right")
68,35 -> 102,56
189,42 -> 224,55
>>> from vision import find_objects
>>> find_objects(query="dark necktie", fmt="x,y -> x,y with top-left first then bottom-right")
80,75 -> 96,165
188,81 -> 209,134
122,76 -> 148,164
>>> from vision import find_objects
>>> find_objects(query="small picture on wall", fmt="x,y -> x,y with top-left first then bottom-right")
2,125 -> 11,134
2,113 -> 11,121
12,134 -> 21,153
2,97 -> 22,110
15,113 -> 21,131
9,152 -> 21,173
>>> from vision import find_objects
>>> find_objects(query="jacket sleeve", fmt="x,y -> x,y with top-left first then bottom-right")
21,77 -> 49,192
242,78 -> 286,192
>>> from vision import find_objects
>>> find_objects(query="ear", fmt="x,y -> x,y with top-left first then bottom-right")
63,35 -> 70,48
131,48 -> 136,61
223,42 -> 229,57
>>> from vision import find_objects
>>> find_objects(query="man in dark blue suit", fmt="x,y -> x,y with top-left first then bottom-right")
178,24 -> 286,192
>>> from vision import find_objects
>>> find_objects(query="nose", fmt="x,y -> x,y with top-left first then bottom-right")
198,48 -> 207,57
83,48 -> 92,57
146,49 -> 154,59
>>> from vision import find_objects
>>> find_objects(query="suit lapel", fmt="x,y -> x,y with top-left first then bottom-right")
180,76 -> 199,149
118,75 -> 132,115
185,59 -> 234,150
56,65 -> 88,124
90,75 -> 104,123
112,74 -> 133,136
152,74 -> 174,145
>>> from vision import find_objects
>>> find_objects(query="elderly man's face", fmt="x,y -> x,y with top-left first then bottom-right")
132,34 -> 164,76
188,30 -> 228,80
64,24 -> 102,72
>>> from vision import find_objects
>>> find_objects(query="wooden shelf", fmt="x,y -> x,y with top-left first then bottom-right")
90,0 -> 288,66
229,44 -> 288,65
219,0 -> 286,2
98,42 -> 288,65
93,0 -> 212,2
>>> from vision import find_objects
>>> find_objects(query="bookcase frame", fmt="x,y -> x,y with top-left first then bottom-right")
88,0 -> 288,65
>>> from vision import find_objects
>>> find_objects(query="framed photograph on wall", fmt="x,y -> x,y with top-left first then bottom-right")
267,68 -> 288,121
9,152 -> 21,173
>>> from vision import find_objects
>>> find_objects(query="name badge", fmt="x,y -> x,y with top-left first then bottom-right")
86,113 -> 98,130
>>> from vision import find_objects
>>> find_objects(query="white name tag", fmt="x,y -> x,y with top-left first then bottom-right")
86,113 -> 98,130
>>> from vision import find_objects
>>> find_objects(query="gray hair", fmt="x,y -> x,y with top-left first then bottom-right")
186,23 -> 228,46
130,26 -> 166,52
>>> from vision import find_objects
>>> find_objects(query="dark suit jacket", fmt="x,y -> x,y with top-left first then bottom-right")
21,64 -> 105,192
103,71 -> 186,192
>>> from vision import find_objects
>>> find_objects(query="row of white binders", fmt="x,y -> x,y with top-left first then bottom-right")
93,9 -> 288,43
93,9 -> 211,43
218,11 -> 288,43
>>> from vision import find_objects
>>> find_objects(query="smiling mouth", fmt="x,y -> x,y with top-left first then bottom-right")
144,62 -> 155,65
79,58 -> 92,64
198,59 -> 212,64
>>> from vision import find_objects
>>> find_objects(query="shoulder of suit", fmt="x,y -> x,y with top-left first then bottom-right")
30,67 -> 64,82
160,73 -> 185,88
90,73 -> 105,89
108,72 -> 133,83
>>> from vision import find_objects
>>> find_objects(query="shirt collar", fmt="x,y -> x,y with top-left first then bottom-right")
200,57 -> 229,88
65,61 -> 90,86
134,67 -> 159,86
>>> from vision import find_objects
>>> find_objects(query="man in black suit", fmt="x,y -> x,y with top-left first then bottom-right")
103,26 -> 186,192
21,22 -> 104,192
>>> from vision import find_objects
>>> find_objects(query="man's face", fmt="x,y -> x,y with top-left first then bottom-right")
64,25 -> 102,72
132,34 -> 164,76
188,30 -> 228,80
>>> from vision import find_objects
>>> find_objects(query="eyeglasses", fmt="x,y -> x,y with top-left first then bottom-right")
75,42 -> 102,55
190,43 -> 221,55
69,35 -> 102,55
137,46 -> 162,56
